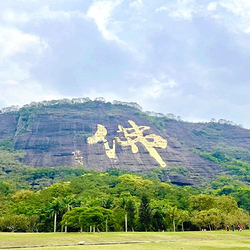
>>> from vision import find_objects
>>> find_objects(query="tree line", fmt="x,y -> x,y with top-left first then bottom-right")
0,170 -> 250,233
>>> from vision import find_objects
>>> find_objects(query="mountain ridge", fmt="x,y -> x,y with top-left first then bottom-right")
0,98 -> 250,186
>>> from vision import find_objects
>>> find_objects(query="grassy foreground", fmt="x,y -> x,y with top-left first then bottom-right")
0,231 -> 250,250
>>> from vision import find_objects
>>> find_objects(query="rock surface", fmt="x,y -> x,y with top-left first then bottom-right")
1,101 -> 250,185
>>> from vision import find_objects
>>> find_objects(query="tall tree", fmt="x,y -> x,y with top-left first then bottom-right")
139,195 -> 151,231
48,198 -> 65,233
178,210 -> 189,232
126,199 -> 137,231
152,209 -> 165,231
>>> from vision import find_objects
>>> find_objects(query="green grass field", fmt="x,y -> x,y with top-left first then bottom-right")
0,231 -> 250,250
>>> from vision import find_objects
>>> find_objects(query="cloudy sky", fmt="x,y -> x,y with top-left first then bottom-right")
0,0 -> 250,127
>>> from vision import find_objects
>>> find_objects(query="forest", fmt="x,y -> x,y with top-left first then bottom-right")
0,148 -> 250,233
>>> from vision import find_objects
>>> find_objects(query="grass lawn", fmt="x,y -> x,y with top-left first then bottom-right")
0,231 -> 250,250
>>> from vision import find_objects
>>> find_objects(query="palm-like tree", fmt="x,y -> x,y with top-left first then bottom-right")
48,198 -> 65,233
61,195 -> 78,232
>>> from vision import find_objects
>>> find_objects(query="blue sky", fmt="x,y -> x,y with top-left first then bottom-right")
0,0 -> 250,127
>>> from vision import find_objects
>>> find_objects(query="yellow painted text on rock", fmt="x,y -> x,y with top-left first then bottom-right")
87,120 -> 167,167
87,124 -> 116,159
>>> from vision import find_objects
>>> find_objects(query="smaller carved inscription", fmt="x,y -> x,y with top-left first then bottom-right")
72,150 -> 84,166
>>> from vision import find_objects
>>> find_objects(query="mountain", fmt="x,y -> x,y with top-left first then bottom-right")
1,98 -> 250,186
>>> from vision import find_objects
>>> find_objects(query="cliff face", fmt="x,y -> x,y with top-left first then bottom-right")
0,114 -> 17,140
1,101 -> 250,185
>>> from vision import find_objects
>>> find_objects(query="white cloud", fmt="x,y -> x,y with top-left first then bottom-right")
0,27 -> 57,109
129,75 -> 178,100
86,0 -> 125,44
155,7 -> 168,13
207,2 -> 218,11
210,0 -> 250,33
0,57 -> 62,108
0,80 -> 63,108
155,0 -> 250,33
2,6 -> 85,23
130,0 -> 144,10
38,5 -> 85,21
245,27 -> 250,33
0,0 -> 249,128
0,27 -> 48,56
219,0 -> 250,15
126,74 -> 181,115
156,0 -> 196,21
0,62 -> 30,83
2,10 -> 30,23
146,78 -> 178,99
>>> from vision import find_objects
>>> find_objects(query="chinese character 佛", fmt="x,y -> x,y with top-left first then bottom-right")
87,120 -> 167,167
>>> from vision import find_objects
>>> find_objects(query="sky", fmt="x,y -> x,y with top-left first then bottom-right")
0,0 -> 250,127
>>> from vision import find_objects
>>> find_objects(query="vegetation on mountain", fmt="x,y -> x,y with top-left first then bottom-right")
0,99 -> 250,232
0,148 -> 249,233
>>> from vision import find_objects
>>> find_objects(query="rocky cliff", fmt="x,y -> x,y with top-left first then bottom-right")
1,100 -> 250,185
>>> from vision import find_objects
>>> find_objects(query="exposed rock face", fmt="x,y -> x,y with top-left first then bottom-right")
0,114 -> 17,140
1,101 -> 249,185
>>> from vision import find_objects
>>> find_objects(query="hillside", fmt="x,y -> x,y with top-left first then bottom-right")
0,98 -> 250,186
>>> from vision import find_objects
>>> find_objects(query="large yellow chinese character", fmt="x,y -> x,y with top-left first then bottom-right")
87,124 -> 116,159
116,120 -> 167,167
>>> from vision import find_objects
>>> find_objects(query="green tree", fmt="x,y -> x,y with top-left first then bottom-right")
0,214 -> 30,232
165,206 -> 183,232
178,210 -> 189,231
235,187 -> 250,212
190,194 -> 215,211
48,198 -> 65,233
152,209 -> 165,231
116,174 -> 153,197
126,199 -> 137,231
62,207 -> 85,232
80,207 -> 113,232
224,209 -> 250,229
191,208 -> 223,230
138,195 -> 152,231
